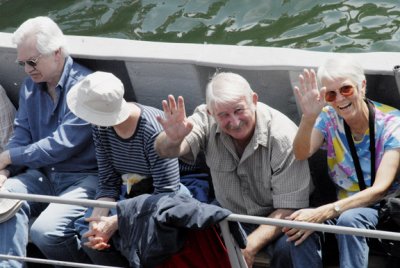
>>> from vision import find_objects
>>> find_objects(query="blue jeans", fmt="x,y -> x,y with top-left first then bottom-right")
0,169 -> 98,268
325,207 -> 378,268
241,223 -> 322,268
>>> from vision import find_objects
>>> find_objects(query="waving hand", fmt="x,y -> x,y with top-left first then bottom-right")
294,69 -> 326,120
156,95 -> 193,144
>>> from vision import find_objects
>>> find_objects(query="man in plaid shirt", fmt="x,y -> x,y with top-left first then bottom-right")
0,85 -> 15,152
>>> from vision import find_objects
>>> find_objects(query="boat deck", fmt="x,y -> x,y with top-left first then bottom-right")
1,33 -> 400,267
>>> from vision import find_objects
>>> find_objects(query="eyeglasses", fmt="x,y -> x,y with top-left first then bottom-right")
324,85 -> 355,102
16,54 -> 42,68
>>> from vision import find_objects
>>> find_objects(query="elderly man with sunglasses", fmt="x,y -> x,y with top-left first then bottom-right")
283,56 -> 400,268
0,16 -> 98,267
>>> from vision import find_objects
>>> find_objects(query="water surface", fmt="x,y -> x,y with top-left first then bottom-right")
1,0 -> 400,52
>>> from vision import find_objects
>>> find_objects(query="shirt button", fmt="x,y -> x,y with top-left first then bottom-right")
51,167 -> 55,171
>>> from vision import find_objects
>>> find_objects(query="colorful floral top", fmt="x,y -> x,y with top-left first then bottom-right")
315,101 -> 400,199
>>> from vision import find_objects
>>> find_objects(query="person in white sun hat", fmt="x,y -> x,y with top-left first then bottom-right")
67,71 -> 190,266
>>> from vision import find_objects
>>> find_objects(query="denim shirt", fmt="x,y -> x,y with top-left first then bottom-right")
6,57 -> 97,175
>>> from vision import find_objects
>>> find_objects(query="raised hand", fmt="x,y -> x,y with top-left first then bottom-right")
294,69 -> 326,120
156,95 -> 193,144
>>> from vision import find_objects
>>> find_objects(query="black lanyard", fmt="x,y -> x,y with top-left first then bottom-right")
343,99 -> 375,191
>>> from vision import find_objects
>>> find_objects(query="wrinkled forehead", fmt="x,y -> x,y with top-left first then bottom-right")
212,97 -> 249,114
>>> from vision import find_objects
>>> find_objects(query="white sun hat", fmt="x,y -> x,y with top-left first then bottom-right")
67,71 -> 131,127
0,188 -> 22,223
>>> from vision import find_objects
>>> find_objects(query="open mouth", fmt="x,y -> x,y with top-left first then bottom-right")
338,103 -> 351,110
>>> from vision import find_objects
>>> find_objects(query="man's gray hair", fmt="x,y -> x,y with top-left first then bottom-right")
206,72 -> 254,115
12,16 -> 69,58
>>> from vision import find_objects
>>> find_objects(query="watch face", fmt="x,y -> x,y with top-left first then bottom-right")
334,204 -> 341,213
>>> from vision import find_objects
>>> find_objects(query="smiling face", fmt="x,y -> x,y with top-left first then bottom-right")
322,77 -> 366,120
212,94 -> 257,144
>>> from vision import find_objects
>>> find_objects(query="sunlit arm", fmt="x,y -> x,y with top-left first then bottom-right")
289,149 -> 400,226
332,149 -> 400,213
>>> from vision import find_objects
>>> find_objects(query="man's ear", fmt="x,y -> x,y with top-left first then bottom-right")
252,92 -> 258,105
54,48 -> 63,61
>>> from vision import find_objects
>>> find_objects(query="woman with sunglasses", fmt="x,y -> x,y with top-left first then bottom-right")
283,55 -> 400,268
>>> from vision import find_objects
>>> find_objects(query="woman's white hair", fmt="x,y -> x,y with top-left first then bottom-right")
12,16 -> 69,57
317,55 -> 365,90
206,72 -> 254,114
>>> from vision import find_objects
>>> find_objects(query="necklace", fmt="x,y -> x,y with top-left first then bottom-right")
352,132 -> 364,141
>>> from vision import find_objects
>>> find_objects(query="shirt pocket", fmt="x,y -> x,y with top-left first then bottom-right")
206,158 -> 237,190
207,157 -> 237,174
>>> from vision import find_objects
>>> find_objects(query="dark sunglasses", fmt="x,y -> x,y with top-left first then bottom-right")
16,54 -> 42,68
325,85 -> 355,102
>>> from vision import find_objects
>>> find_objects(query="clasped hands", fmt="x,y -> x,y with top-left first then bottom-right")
83,215 -> 118,250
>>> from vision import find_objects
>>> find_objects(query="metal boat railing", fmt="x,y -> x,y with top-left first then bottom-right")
0,254 -> 123,268
1,191 -> 400,268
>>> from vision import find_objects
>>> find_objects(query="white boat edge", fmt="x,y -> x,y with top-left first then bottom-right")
1,31 -> 400,125
1,32 -> 399,73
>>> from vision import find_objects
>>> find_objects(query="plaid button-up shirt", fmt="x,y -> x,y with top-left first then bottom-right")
182,102 -> 312,216
0,85 -> 15,152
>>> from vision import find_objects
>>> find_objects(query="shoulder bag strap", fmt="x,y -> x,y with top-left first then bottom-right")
343,99 -> 375,190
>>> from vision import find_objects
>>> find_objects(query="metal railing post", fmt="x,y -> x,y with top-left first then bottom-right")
219,219 -> 247,268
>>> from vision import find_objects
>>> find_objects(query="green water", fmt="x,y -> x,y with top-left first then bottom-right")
1,0 -> 400,52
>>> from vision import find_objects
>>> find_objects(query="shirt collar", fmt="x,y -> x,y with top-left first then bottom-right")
253,103 -> 270,148
57,56 -> 73,91
37,56 -> 72,92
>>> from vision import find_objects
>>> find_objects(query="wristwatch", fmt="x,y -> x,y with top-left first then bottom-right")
333,202 -> 341,214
